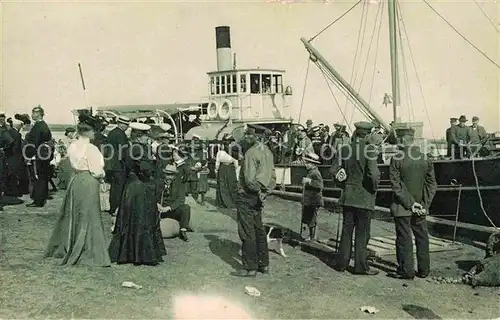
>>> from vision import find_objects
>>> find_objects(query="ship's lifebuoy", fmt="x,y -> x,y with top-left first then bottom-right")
218,99 -> 232,120
207,101 -> 218,119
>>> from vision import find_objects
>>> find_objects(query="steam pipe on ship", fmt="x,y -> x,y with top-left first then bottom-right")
215,26 -> 233,71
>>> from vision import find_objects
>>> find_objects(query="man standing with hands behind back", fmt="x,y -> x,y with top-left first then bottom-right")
233,124 -> 276,278
388,127 -> 437,280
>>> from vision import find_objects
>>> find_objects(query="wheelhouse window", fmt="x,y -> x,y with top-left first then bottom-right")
226,75 -> 231,93
232,74 -> 237,93
210,76 -> 215,95
262,74 -> 271,93
216,76 -> 220,95
221,75 -> 226,94
250,73 -> 260,94
240,74 -> 247,93
273,74 -> 283,93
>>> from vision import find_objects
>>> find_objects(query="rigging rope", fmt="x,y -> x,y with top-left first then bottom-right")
471,155 -> 497,228
349,1 -> 384,125
343,0 -> 368,127
422,0 -> 500,69
309,0 -> 364,42
279,57 -> 310,190
398,2 -> 435,140
317,63 -> 353,132
368,1 -> 384,103
396,5 -> 415,122
297,58 -> 310,124
473,0 -> 499,33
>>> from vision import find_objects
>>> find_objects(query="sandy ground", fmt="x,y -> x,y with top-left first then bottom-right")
0,189 -> 499,319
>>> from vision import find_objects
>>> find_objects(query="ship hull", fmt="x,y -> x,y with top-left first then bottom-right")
274,157 -> 500,228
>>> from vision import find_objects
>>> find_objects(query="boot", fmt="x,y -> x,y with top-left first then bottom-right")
309,227 -> 317,241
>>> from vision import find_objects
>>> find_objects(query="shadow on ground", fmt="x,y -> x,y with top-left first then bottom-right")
204,234 -> 241,270
455,260 -> 477,272
402,304 -> 442,319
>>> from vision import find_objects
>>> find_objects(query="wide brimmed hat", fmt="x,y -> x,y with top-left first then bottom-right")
304,152 -> 320,164
116,116 -> 131,125
458,115 -> 467,122
163,164 -> 177,174
130,122 -> 151,132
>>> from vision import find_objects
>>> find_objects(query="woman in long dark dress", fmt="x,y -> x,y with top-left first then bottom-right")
44,123 -> 111,267
108,123 -> 167,266
214,140 -> 238,208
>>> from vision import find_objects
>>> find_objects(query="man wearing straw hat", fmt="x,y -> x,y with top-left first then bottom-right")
157,164 -> 190,242
105,115 -> 130,215
232,124 -> 276,278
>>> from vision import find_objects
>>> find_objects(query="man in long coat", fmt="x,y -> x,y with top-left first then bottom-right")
445,117 -> 458,157
5,118 -> 24,197
387,127 -> 437,280
105,116 -> 130,215
25,106 -> 52,208
330,121 -> 380,275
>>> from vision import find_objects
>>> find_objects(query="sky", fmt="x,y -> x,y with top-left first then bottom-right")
1,0 -> 498,139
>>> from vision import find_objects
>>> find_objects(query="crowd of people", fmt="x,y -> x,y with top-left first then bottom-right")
1,106 -> 492,279
1,106 -> 277,276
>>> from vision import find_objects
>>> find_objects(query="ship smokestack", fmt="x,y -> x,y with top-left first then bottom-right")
215,26 -> 232,71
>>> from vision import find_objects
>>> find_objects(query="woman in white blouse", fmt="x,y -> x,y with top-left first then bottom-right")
214,139 -> 239,208
44,123 -> 111,267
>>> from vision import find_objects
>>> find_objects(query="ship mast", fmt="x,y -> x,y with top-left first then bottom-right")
388,0 -> 401,123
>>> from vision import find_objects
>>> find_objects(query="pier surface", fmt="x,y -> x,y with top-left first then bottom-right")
0,189 -> 499,319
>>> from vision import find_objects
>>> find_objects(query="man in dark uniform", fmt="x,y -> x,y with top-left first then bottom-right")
157,164 -> 190,242
331,121 -> 380,275
233,124 -> 276,277
387,127 -> 437,280
305,119 -> 314,138
4,118 -> 24,197
445,117 -> 458,157
105,116 -> 130,215
0,111 -> 14,210
25,106 -> 52,208
449,115 -> 471,159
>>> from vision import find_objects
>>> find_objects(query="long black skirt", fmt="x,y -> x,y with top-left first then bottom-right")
215,163 -> 238,209
108,174 -> 167,266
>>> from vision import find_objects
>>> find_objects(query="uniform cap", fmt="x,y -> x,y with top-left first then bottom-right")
117,116 -> 131,125
306,119 -> 313,124
450,117 -> 458,121
192,134 -> 201,140
158,123 -> 170,131
32,105 -> 44,115
245,123 -> 268,134
129,122 -> 151,132
312,126 -> 320,133
354,121 -> 374,131
458,115 -> 467,122
163,164 -> 177,174
395,127 -> 415,137
472,116 -> 479,121
65,127 -> 76,133
334,123 -> 342,128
